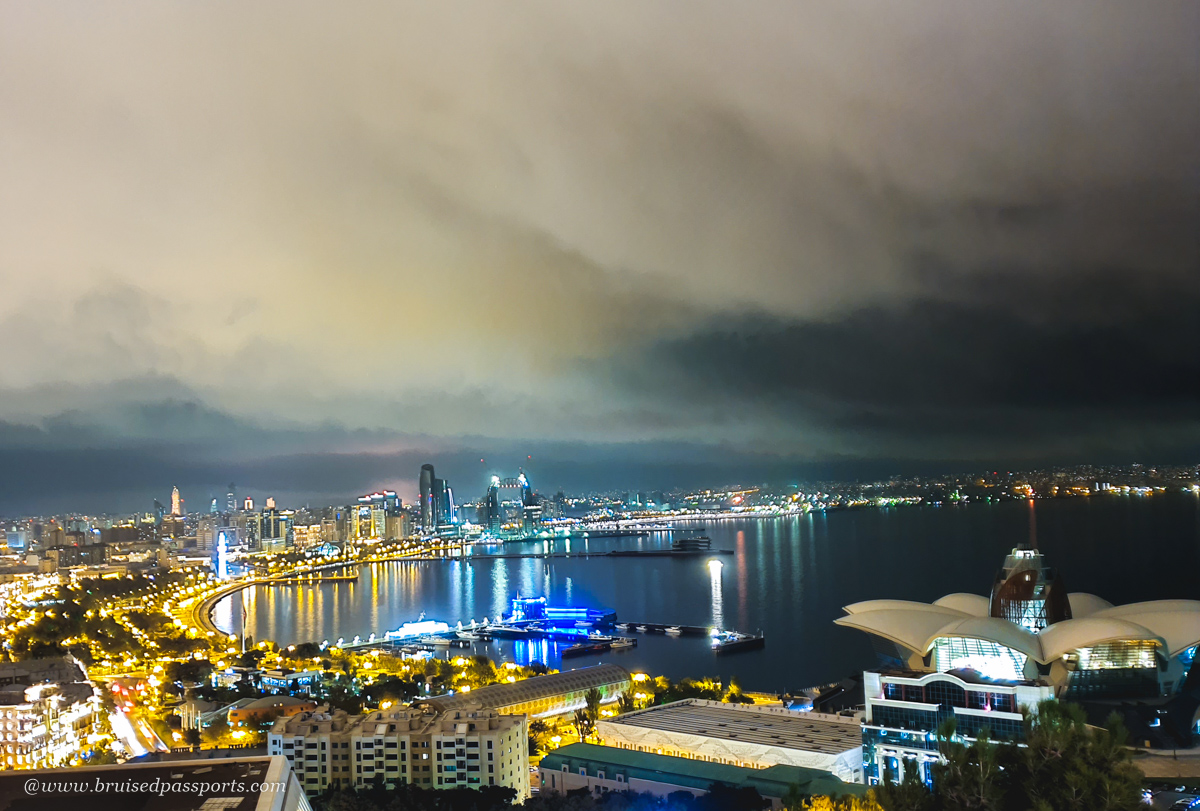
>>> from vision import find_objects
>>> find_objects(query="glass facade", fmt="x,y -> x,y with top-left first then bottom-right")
865,674 -> 1032,785
930,637 -> 1028,681
1072,641 -> 1158,670
1063,641 -> 1160,699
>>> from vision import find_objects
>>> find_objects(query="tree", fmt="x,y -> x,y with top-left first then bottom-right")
874,766 -> 933,811
617,687 -> 638,714
529,718 -> 553,756
572,709 -> 592,743
929,721 -> 1003,811
585,688 -> 602,725
794,793 -> 885,811
693,783 -> 768,811
1011,701 -> 1143,811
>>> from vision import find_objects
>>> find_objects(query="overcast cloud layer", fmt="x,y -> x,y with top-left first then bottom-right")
1,2 -> 1198,513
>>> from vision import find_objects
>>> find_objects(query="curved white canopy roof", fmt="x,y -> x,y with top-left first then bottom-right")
1092,600 -> 1200,656
1038,617 -> 1164,661
1096,599 -> 1200,617
834,607 -> 967,654
933,593 -> 991,616
839,596 -> 1198,664
842,599 -> 961,616
1067,593 -> 1114,618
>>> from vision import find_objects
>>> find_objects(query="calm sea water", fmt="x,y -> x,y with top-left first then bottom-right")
214,494 -> 1200,692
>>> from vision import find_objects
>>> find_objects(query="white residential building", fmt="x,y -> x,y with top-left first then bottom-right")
0,681 -> 100,768
268,704 -> 529,798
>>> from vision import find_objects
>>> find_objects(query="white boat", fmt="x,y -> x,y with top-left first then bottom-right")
456,631 -> 482,641
574,620 -> 594,628
419,635 -> 452,647
609,638 -> 636,649
665,626 -> 683,636
615,623 -> 631,631
635,625 -> 648,632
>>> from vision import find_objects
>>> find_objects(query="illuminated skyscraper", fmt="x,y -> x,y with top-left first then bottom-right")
171,486 -> 182,517
485,476 -> 501,534
226,483 -> 237,513
419,464 -> 435,532
352,491 -> 402,540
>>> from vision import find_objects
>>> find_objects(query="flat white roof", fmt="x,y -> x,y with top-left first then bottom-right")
603,700 -> 861,755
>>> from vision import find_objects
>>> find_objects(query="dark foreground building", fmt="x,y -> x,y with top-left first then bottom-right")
0,755 -> 309,811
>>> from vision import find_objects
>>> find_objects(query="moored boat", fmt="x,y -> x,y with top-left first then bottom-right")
562,641 -> 610,657
711,630 -> 765,654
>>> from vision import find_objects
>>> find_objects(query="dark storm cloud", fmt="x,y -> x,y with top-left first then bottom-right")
0,2 -> 1197,511
628,264 -> 1200,460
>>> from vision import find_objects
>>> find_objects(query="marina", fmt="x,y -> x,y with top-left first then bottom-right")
217,501 -> 1198,690
336,592 -> 761,659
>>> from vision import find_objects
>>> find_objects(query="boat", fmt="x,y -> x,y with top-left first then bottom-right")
488,625 -> 531,639
562,641 -> 610,657
615,623 -> 631,631
665,626 -> 683,636
419,635 -> 452,647
635,625 -> 648,632
587,631 -> 614,642
711,630 -> 765,654
609,637 -> 636,649
574,620 -> 594,629
671,536 -> 712,552
456,630 -> 483,641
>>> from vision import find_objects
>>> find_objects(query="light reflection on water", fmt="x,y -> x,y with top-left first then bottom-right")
216,497 -> 1200,691
710,561 -> 724,631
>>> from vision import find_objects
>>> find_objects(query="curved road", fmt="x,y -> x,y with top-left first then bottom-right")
185,549 -> 449,635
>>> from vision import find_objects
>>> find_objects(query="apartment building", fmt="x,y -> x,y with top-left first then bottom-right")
268,703 -> 529,798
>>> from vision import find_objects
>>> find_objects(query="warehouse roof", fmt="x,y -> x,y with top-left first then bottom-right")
601,700 -> 862,755
417,664 -> 630,713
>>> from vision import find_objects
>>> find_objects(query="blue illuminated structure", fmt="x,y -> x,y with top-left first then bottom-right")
508,595 -> 616,627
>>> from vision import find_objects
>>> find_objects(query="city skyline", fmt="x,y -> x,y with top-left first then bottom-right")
1,3 -> 1197,514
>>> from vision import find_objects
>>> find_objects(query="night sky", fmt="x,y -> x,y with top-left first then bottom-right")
1,3 -> 1197,513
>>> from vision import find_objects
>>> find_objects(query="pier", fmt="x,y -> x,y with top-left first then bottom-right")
390,549 -> 735,561
617,622 -> 712,636
267,573 -> 358,585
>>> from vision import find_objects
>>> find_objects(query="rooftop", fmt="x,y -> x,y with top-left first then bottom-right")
0,658 -> 85,686
236,696 -> 315,711
271,705 -> 519,738
0,756 -> 297,811
417,663 -> 630,713
601,700 -> 862,755
542,743 -> 866,798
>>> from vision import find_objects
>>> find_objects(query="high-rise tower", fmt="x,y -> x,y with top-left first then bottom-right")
226,483 -> 237,513
419,464 -> 435,532
171,486 -> 182,517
